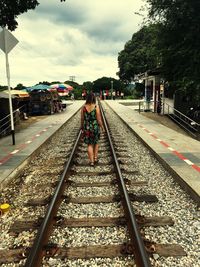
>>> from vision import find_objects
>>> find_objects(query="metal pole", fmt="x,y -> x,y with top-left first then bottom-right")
162,84 -> 165,115
5,51 -> 15,145
162,100 -> 165,115
111,81 -> 113,100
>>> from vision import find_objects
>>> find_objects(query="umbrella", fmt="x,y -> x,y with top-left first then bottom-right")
50,83 -> 74,91
49,83 -> 73,97
2,89 -> 29,98
26,84 -> 50,92
0,91 -> 17,99
50,83 -> 73,91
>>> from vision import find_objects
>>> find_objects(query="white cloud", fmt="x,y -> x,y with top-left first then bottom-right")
0,0 -> 145,87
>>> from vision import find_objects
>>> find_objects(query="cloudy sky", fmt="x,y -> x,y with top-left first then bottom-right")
0,0 -> 146,87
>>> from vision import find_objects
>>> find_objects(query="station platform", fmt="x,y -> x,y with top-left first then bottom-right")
106,100 -> 200,204
0,99 -> 199,204
0,100 -> 83,189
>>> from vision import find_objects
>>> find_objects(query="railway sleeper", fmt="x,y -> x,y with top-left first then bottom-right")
26,192 -> 158,206
66,178 -> 147,187
69,169 -> 140,176
73,160 -> 136,167
10,215 -> 174,234
72,160 -> 114,166
0,242 -> 186,264
77,147 -> 109,153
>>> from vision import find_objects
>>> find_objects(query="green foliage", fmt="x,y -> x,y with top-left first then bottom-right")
93,77 -> 125,94
0,0 -> 39,30
15,83 -> 26,90
38,81 -> 50,85
0,0 -> 66,30
64,80 -> 82,99
73,85 -> 82,99
124,95 -> 134,100
64,80 -> 79,88
123,87 -> 133,98
0,85 -> 7,91
82,81 -> 94,92
146,0 -> 200,92
123,83 -> 144,99
134,82 -> 145,98
117,24 -> 160,83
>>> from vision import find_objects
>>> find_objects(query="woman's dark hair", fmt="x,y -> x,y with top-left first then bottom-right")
86,92 -> 96,104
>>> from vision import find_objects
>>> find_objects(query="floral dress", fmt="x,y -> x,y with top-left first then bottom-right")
82,105 -> 100,144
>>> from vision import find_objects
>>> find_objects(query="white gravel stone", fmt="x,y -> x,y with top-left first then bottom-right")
104,104 -> 200,267
0,106 -> 199,267
58,202 -> 123,218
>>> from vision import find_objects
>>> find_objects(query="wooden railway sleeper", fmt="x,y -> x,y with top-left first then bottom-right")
9,215 -> 175,234
26,192 -> 158,206
142,239 -> 187,256
0,241 -> 186,264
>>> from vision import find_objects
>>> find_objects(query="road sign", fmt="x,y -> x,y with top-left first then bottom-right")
0,28 -> 19,53
0,28 -> 19,145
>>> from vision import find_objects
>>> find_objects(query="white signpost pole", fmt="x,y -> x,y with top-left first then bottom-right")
0,28 -> 19,145
5,51 -> 15,144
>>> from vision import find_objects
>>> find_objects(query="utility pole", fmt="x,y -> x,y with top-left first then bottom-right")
69,76 -> 76,82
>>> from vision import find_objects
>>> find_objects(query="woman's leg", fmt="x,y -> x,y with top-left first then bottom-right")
94,144 -> 99,161
87,144 -> 94,163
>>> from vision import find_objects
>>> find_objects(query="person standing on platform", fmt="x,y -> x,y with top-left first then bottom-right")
81,93 -> 104,166
112,91 -> 116,100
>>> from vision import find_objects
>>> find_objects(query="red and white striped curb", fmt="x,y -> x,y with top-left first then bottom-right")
0,124 -> 56,166
136,122 -> 200,173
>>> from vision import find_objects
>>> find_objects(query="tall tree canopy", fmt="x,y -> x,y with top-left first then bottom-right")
146,0 -> 200,96
0,0 -> 66,31
93,77 -> 124,94
117,24 -> 160,83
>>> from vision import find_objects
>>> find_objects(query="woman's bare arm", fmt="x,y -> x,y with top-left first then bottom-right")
96,106 -> 104,130
81,107 -> 84,129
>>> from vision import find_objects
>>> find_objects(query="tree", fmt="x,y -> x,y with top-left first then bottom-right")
15,83 -> 26,90
82,81 -> 94,92
39,81 -> 50,85
64,80 -> 82,99
0,0 -> 66,31
117,24 -> 160,83
64,80 -> 79,88
134,82 -> 145,98
0,85 -> 7,91
146,0 -> 200,99
93,77 -> 124,94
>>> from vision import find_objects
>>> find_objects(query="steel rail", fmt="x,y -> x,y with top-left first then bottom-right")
99,101 -> 152,267
25,101 -> 151,266
25,131 -> 82,267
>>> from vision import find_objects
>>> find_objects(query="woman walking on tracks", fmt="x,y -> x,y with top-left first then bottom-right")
81,93 -> 104,166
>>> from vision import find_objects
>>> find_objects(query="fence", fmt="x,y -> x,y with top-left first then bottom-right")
137,100 -> 200,139
138,100 -> 154,113
163,102 -> 200,139
0,105 -> 25,138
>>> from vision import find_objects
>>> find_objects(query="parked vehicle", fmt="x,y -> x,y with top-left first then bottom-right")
28,89 -> 63,115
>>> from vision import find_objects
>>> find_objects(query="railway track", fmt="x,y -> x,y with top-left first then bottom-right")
0,101 -> 198,267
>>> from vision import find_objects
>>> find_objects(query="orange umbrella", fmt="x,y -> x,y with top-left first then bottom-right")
3,89 -> 29,98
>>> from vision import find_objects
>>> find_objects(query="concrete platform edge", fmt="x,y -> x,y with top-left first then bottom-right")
0,108 -> 80,190
106,102 -> 200,205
